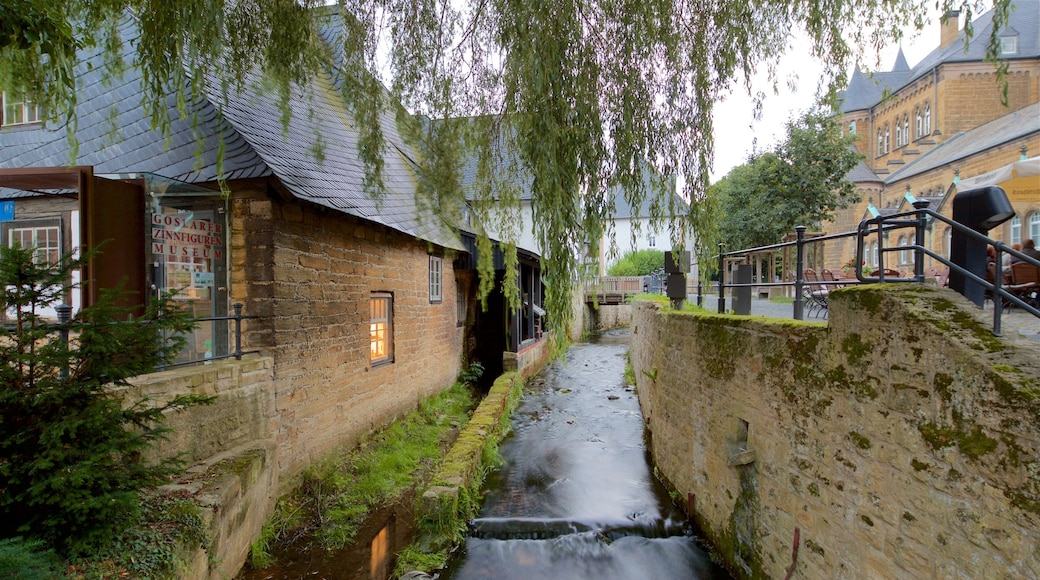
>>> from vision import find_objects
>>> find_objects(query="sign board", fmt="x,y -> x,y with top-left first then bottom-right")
0,201 -> 13,222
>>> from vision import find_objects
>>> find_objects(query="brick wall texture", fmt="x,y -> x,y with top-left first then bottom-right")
630,288 -> 1039,578
229,188 -> 464,481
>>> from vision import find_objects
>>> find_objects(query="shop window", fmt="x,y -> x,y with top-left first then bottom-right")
370,292 -> 393,365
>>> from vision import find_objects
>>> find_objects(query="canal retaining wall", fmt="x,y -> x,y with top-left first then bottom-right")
630,285 -> 1040,578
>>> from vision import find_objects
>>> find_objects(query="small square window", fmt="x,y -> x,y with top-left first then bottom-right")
429,255 -> 442,303
1000,36 -> 1018,55
370,292 -> 393,365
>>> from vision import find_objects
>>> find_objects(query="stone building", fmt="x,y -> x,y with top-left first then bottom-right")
823,0 -> 1040,272
0,13 -> 549,484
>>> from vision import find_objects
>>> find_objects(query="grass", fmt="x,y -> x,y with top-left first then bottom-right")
249,382 -> 479,567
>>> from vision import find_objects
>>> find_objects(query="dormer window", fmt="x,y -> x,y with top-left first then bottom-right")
1000,35 -> 1018,55
1,92 -> 42,127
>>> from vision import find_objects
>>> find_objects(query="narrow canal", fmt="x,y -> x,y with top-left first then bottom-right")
443,329 -> 730,579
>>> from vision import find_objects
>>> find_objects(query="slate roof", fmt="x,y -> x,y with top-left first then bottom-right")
0,12 -> 462,251
884,101 -> 1040,184
840,0 -> 1040,113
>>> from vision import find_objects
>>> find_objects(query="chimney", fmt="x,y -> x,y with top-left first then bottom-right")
940,10 -> 961,49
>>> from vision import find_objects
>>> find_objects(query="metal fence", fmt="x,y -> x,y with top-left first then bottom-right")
716,201 -> 1040,335
9,302 -> 259,375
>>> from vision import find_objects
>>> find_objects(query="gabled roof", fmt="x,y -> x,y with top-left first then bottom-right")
840,0 -> 1040,113
0,12 -> 462,251
884,102 -> 1040,184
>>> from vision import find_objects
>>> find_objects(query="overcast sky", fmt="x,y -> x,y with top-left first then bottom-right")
710,8 -> 947,182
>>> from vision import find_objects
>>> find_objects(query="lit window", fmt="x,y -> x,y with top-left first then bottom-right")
370,293 -> 393,364
1,92 -> 42,127
4,221 -> 61,264
1029,211 -> 1040,244
1000,35 -> 1018,55
429,255 -> 442,303
1010,215 -> 1021,245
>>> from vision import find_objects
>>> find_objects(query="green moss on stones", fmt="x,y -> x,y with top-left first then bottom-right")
848,431 -> 872,450
911,458 -> 930,472
1007,490 -> 1040,515
805,538 -> 825,557
918,422 -> 997,459
840,333 -> 873,365
808,482 -> 820,497
933,373 -> 954,401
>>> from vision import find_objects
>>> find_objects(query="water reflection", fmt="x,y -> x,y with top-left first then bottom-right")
445,330 -> 729,579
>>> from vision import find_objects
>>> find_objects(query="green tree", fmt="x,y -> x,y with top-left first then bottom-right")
608,249 -> 665,277
709,109 -> 863,251
0,0 -> 1010,348
0,245 -> 210,554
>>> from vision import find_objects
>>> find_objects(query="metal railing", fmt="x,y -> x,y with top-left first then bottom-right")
716,201 -> 1040,334
10,303 -> 260,376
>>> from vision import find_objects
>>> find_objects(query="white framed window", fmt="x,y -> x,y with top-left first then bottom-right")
895,122 -> 902,149
1,92 -> 42,127
884,125 -> 890,153
648,234 -> 656,247
944,227 -> 952,259
370,292 -> 393,365
1029,211 -> 1040,244
877,130 -> 884,157
429,255 -> 442,303
1000,35 -> 1018,55
915,108 -> 923,138
903,115 -> 909,146
923,103 -> 931,135
1010,215 -> 1022,245
898,235 -> 908,265
4,220 -> 61,264
848,120 -> 857,135
909,233 -> 916,266
870,241 -> 878,267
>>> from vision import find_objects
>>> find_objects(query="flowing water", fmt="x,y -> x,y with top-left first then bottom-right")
443,329 -> 730,579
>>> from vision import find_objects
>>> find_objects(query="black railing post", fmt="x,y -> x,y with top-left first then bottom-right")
697,281 -> 703,307
233,302 -> 244,360
56,304 -> 72,380
717,243 -> 726,314
992,265 -> 1004,337
793,226 -> 806,321
912,200 -> 930,282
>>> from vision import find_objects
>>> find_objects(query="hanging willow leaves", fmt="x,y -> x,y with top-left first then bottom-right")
0,0 -> 1013,352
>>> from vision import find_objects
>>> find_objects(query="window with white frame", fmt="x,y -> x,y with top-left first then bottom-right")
370,292 -> 393,365
1,92 -> 42,127
429,255 -> 442,303
944,227 -> 952,259
923,103 -> 931,135
877,130 -> 884,157
898,235 -> 908,265
1029,211 -> 1040,244
3,219 -> 61,264
1000,35 -> 1018,55
1010,215 -> 1022,245
848,120 -> 857,135
870,241 -> 878,267
909,233 -> 916,266
915,108 -> 923,138
884,125 -> 890,153
895,122 -> 902,149
903,115 -> 909,146
648,234 -> 656,247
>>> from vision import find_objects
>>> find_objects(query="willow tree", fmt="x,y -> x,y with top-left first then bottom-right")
0,0 -> 1013,347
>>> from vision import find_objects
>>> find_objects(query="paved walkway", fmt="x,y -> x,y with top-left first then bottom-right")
697,294 -> 1040,344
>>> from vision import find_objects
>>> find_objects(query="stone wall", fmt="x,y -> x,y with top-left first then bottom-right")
586,303 -> 632,332
230,191 -> 464,482
126,356 -> 277,580
630,286 -> 1040,578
